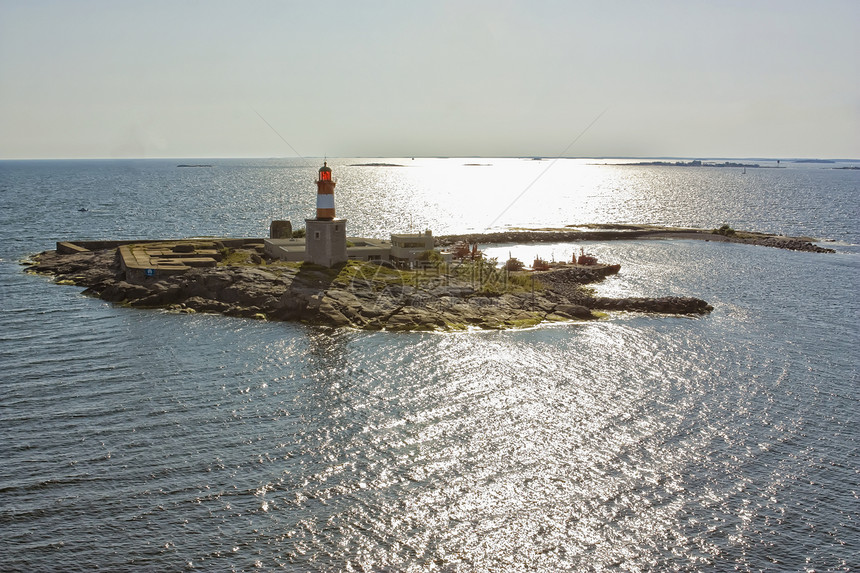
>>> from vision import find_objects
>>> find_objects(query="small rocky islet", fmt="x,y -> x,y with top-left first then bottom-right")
23,225 -> 831,331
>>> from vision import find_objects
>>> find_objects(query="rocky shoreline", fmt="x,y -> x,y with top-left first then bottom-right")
25,242 -> 713,331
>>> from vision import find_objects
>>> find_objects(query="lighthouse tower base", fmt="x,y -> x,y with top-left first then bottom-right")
305,218 -> 348,267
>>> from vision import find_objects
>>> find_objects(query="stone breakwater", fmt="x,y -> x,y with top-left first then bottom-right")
25,246 -> 712,331
437,225 -> 836,254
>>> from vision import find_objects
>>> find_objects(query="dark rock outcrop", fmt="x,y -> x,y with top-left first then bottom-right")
589,296 -> 713,314
744,236 -> 834,253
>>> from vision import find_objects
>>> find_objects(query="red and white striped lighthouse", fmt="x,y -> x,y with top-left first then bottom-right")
305,161 -> 347,267
315,162 -> 335,220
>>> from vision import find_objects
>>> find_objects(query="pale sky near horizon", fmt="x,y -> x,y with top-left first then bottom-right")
1,0 -> 857,159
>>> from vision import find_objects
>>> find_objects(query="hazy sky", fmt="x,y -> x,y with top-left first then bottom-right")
1,0 -> 857,159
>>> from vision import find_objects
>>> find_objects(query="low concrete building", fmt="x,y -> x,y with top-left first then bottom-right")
263,237 -> 307,263
264,231 -> 450,267
264,236 -> 392,263
345,238 -> 392,261
390,230 -> 435,263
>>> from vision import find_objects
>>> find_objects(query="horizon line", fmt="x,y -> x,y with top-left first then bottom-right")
2,155 -> 858,162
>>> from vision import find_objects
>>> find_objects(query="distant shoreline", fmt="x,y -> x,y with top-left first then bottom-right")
597,160 -> 775,168
3,156 -> 857,163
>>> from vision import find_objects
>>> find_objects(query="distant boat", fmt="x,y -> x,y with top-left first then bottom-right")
78,208 -> 88,212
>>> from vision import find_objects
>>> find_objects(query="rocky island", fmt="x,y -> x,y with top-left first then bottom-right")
25,233 -> 718,331
25,206 -> 839,332
24,221 -> 836,331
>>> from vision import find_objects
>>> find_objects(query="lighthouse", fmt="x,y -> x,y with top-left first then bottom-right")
305,162 -> 348,267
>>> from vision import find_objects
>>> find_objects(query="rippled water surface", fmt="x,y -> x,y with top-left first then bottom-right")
0,158 -> 857,571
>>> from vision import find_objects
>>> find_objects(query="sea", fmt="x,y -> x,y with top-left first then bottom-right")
0,157 -> 857,572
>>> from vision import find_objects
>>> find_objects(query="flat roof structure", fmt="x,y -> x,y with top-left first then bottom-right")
264,237 -> 393,263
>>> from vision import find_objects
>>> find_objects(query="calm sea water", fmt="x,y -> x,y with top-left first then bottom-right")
0,158 -> 857,571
